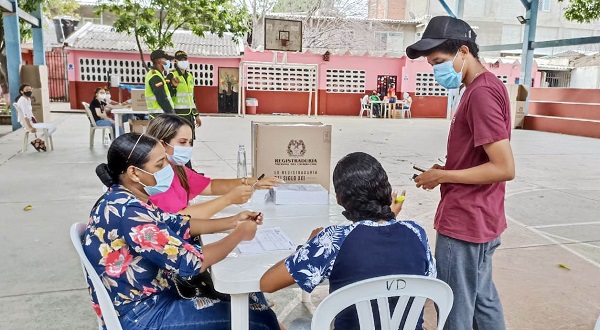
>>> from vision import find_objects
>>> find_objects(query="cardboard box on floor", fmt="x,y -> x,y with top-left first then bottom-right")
20,65 -> 51,123
129,119 -> 150,133
130,89 -> 147,111
252,122 -> 332,191
506,84 -> 528,129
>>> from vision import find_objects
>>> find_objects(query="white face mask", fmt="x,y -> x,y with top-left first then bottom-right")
106,93 -> 111,101
177,61 -> 189,70
98,93 -> 107,100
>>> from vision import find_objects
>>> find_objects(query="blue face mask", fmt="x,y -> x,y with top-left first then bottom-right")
136,165 -> 174,196
165,143 -> 193,166
433,52 -> 465,90
163,60 -> 172,71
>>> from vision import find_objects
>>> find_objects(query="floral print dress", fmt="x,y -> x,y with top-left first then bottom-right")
83,185 -> 279,330
83,185 -> 204,315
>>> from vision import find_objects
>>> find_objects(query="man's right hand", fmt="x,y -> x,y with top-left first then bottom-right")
226,185 -> 253,204
234,220 -> 258,241
432,164 -> 445,170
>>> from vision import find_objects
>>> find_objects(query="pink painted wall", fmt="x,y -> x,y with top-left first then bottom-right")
243,48 -> 407,91
67,49 -> 241,85
401,58 -> 542,93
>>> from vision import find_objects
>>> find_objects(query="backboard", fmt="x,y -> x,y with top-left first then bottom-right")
264,18 -> 303,52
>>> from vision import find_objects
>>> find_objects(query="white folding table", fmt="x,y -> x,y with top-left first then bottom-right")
201,202 -> 331,330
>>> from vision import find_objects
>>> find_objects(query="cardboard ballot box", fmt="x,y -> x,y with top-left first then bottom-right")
20,65 -> 51,123
130,89 -> 147,111
252,122 -> 332,191
506,84 -> 528,129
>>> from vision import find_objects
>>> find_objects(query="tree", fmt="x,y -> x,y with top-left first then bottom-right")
242,0 -> 391,51
0,0 -> 80,92
558,0 -> 600,23
98,0 -> 250,69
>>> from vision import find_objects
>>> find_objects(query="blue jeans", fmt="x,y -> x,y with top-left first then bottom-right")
435,234 -> 506,330
119,291 -> 280,330
95,120 -> 120,135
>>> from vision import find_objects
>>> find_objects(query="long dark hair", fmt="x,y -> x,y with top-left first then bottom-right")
333,152 -> 395,222
96,133 -> 159,187
146,114 -> 192,199
15,84 -> 30,102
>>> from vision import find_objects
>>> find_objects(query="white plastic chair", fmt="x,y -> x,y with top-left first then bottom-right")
83,102 -> 113,148
402,102 -> 412,119
359,95 -> 372,118
402,94 -> 413,119
70,223 -> 123,330
13,102 -> 53,152
311,275 -> 453,330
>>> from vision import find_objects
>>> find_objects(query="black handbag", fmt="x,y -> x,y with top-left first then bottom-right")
172,270 -> 230,301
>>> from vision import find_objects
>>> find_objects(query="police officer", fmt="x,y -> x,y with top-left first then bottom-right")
167,50 -> 202,139
145,49 -> 177,116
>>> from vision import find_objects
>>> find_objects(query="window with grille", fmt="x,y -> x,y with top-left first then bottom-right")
544,71 -> 571,88
246,65 -> 316,92
326,69 -> 365,93
78,58 -> 214,86
415,72 -> 447,96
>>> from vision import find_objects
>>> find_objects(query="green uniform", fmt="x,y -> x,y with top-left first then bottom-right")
167,68 -> 198,139
145,67 -> 175,117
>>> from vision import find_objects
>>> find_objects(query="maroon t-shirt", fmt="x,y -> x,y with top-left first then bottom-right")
434,72 -> 511,243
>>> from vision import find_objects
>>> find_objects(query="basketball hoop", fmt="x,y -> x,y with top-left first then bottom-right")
278,30 -> 290,47
264,19 -> 302,52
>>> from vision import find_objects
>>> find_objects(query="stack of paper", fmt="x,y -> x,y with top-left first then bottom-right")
237,227 -> 296,255
271,184 -> 329,205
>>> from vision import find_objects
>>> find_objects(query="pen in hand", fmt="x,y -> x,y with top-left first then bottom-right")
251,174 -> 265,188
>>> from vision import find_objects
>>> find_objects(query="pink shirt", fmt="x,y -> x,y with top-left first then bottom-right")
435,72 -> 511,243
149,167 -> 211,214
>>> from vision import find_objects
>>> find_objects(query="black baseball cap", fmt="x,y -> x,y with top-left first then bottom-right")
406,16 -> 477,59
150,49 -> 174,61
174,50 -> 188,60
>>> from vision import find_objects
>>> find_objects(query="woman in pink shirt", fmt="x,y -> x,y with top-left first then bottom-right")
146,114 -> 282,217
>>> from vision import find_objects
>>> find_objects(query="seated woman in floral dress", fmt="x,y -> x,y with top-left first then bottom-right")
83,132 -> 281,329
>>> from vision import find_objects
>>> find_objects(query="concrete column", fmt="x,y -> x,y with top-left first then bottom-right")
520,0 -> 539,114
32,3 -> 45,65
3,0 -> 22,130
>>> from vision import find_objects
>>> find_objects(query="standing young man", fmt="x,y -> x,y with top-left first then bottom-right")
407,16 -> 515,330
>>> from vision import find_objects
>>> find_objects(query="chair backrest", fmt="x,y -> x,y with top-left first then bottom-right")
70,223 -> 123,330
82,102 -> 97,127
311,275 -> 453,330
13,102 -> 32,131
360,95 -> 369,108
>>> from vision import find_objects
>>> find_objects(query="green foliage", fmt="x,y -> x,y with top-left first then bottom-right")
98,0 -> 250,64
0,0 -> 80,87
272,0 -> 317,13
43,0 -> 80,19
558,0 -> 600,23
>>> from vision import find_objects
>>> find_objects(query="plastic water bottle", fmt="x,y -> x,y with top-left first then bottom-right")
237,145 -> 247,178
